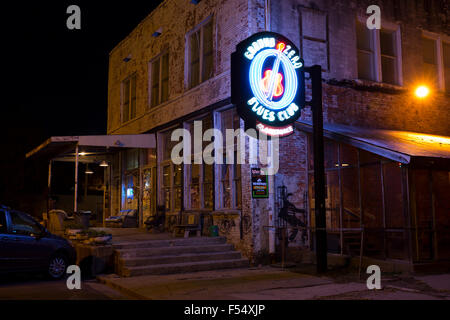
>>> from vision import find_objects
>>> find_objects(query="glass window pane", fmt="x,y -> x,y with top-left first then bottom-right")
221,109 -> 233,136
341,167 -> 360,229
222,164 -> 231,208
161,54 -> 169,103
163,165 -> 170,187
162,130 -> 177,161
325,171 -> 340,230
443,42 -> 450,91
151,59 -> 160,107
190,184 -> 200,208
381,56 -> 397,85
203,183 -> 213,209
356,21 -> 373,52
433,170 -> 450,259
340,143 -> 358,167
412,169 -> 433,260
190,31 -> 200,88
324,139 -> 338,169
380,30 -> 395,57
130,76 -> 136,119
361,163 -> 383,228
123,80 -> 130,122
422,37 -> 436,65
357,51 -> 375,81
383,162 -> 404,228
202,22 -> 213,81
10,212 -> 41,235
130,98 -> 136,119
126,149 -> 139,170
174,164 -> 183,187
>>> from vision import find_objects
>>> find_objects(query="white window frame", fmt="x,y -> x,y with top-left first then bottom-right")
356,17 -> 403,86
422,30 -> 450,92
185,16 -> 214,90
148,51 -> 169,108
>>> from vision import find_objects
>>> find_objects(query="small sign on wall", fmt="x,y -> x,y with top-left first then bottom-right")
251,168 -> 269,198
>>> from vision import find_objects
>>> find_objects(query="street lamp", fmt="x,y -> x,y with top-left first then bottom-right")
415,85 -> 430,99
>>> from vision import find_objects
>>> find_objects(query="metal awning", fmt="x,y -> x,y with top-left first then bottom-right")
26,134 -> 156,159
26,134 -> 156,214
296,121 -> 450,167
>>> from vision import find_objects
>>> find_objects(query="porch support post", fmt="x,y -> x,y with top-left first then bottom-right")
74,144 -> 79,213
47,160 -> 52,215
306,65 -> 327,273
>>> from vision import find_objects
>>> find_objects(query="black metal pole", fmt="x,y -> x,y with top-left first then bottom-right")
307,65 -> 327,273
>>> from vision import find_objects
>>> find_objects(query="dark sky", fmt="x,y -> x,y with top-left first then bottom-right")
1,0 -> 163,208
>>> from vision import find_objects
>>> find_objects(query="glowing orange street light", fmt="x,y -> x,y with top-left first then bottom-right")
415,85 -> 430,99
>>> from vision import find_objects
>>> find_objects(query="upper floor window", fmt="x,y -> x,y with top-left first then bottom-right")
444,42 -> 450,92
187,19 -> 213,89
422,32 -> 450,92
150,52 -> 169,108
356,20 -> 402,85
122,74 -> 137,123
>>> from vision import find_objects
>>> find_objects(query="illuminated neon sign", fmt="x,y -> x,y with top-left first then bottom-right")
232,32 -> 305,136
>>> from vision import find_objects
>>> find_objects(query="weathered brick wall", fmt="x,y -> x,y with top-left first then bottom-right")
107,0 -> 449,260
107,0 -> 256,135
270,0 -> 450,136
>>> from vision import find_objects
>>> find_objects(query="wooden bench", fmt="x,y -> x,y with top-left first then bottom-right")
172,212 -> 201,238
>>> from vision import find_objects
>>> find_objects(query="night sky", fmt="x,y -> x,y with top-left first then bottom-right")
1,1 -> 163,210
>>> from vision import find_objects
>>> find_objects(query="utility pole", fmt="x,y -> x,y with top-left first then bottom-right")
304,65 -> 327,273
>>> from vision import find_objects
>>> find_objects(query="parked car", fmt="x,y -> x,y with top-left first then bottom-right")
0,205 -> 76,279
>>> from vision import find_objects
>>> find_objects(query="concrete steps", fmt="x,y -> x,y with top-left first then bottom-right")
114,236 -> 227,250
122,258 -> 249,277
114,236 -> 248,277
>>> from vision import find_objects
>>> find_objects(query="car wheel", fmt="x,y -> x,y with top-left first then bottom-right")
47,253 -> 68,280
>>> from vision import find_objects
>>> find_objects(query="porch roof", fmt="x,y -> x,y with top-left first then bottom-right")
295,121 -> 450,167
26,134 -> 156,161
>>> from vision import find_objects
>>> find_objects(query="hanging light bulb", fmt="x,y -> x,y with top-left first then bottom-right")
99,160 -> 109,167
85,164 -> 94,174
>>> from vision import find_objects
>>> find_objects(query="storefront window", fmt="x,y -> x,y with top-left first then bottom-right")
190,164 -> 200,208
163,164 -> 171,211
218,108 -> 241,209
204,164 -> 213,209
186,116 -> 213,210
433,170 -> 450,260
221,164 -> 231,208
142,167 -> 156,221
174,164 -> 183,210
308,135 -> 409,260
126,149 -> 139,170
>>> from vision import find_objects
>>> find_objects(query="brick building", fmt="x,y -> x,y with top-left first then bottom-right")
105,0 -> 450,269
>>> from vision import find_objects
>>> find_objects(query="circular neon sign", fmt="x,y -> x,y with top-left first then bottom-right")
232,32 -> 305,131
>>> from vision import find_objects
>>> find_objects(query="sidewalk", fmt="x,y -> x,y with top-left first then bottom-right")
97,266 -> 450,300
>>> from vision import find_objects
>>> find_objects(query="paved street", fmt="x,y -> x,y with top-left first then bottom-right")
97,266 -> 450,300
0,274 -> 129,300
1,267 -> 450,300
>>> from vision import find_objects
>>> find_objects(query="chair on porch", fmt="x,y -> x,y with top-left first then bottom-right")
105,209 -> 138,228
144,205 -> 166,232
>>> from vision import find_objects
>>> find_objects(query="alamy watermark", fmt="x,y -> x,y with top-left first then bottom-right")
170,120 -> 280,175
66,265 -> 81,290
366,265 -> 382,290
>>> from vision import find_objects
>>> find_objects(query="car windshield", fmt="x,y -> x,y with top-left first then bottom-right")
10,211 -> 43,236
